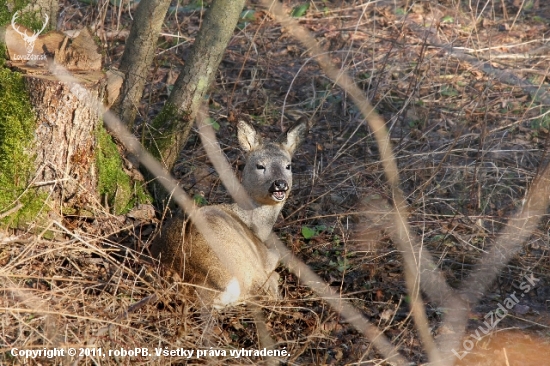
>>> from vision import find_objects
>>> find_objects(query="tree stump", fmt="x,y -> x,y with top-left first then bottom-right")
1,25 -> 131,226
24,72 -> 104,212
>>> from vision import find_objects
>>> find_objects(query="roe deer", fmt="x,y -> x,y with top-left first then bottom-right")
151,119 -> 308,308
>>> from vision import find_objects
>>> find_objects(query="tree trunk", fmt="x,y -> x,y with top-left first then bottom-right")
149,0 -> 246,171
114,0 -> 171,129
25,71 -> 103,211
1,25 -> 142,227
32,0 -> 58,29
0,65 -> 105,226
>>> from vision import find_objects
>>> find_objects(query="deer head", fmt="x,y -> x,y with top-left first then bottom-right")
11,11 -> 49,54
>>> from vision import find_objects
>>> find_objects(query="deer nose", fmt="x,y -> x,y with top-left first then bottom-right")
270,179 -> 288,192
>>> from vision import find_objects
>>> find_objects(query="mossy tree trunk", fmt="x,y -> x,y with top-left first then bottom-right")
149,0 -> 246,171
114,0 -> 171,129
33,0 -> 58,30
0,67 -> 147,226
0,0 -> 57,32
0,68 -> 104,226
0,10 -> 147,226
0,68 -> 43,226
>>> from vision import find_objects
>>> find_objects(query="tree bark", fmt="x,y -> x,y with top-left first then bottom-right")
115,0 -> 171,129
149,0 -> 246,170
32,0 -> 58,29
11,1 -> 58,31
0,63 -> 106,225
25,72 -> 103,211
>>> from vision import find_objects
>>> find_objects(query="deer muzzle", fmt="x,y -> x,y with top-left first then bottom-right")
269,179 -> 289,201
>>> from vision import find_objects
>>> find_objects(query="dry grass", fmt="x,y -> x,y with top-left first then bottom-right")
2,0 -> 550,365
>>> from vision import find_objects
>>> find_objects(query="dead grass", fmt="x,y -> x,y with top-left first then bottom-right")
2,0 -> 550,365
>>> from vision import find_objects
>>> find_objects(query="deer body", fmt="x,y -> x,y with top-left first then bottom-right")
151,119 -> 307,308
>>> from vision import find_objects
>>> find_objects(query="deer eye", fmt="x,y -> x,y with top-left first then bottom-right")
256,164 -> 266,170
286,164 -> 291,170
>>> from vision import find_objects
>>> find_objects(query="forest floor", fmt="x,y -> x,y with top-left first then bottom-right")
2,0 -> 550,365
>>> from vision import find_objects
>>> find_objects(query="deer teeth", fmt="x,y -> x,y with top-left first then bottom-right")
272,191 -> 286,201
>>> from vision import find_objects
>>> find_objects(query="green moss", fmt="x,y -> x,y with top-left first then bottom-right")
148,102 -> 182,160
0,1 -> 51,31
0,44 -> 5,67
96,125 -> 151,214
0,67 -> 47,226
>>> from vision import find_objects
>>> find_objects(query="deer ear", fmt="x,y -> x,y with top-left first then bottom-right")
278,117 -> 310,155
237,120 -> 261,152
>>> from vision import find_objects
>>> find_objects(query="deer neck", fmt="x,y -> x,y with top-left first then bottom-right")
228,202 -> 284,241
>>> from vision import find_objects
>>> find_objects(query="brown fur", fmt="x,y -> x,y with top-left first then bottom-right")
151,119 -> 308,308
